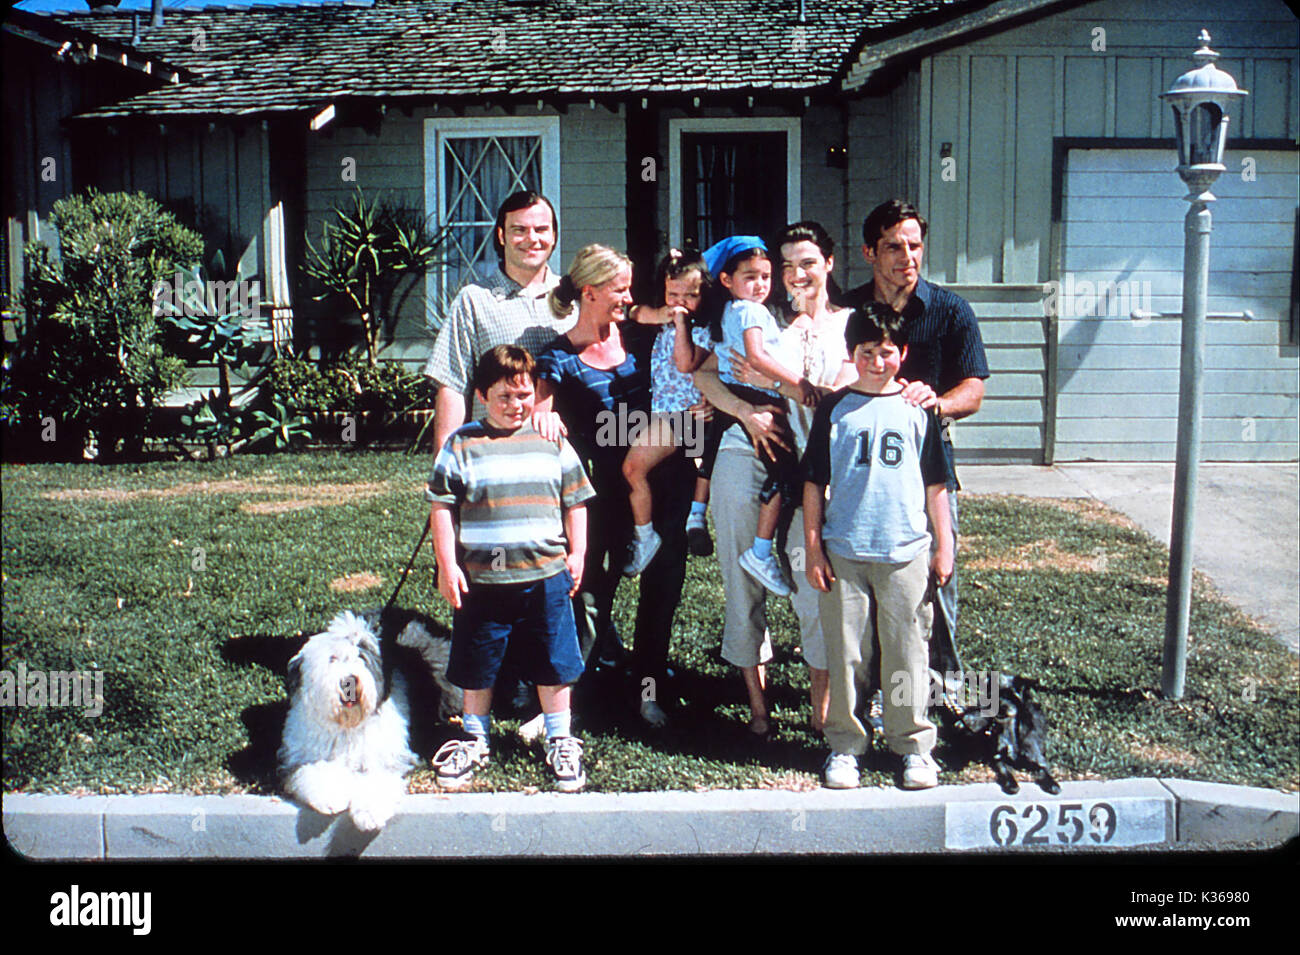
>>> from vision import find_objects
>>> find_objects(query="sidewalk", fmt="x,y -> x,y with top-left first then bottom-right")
959,463 -> 1300,652
3,780 -> 1295,859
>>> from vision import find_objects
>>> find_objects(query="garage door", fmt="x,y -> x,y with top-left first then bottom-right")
1055,146 -> 1298,461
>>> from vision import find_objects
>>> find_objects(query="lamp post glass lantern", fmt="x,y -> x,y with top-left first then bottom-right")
1157,31 -> 1247,701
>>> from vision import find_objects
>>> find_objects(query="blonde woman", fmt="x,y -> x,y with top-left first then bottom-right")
534,245 -> 693,727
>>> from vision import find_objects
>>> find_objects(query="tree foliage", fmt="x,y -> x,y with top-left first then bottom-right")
2,190 -> 203,460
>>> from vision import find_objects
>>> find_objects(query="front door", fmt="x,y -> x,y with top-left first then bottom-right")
681,132 -> 788,250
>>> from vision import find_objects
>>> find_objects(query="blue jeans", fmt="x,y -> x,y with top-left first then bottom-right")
448,569 -> 584,690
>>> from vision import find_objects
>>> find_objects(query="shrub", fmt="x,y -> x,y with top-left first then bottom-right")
2,190 -> 203,460
266,355 -> 433,417
302,189 -> 447,367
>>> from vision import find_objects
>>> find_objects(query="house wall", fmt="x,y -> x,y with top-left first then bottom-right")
301,103 -> 626,369
920,0 -> 1299,285
1,33 -> 278,402
843,68 -> 919,292
2,35 -> 170,308
913,0 -> 1298,462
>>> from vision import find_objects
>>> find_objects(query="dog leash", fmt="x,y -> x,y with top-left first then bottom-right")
382,514 -> 431,620
376,515 -> 432,702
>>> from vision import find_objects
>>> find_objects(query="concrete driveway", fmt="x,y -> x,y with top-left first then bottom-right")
958,463 -> 1300,652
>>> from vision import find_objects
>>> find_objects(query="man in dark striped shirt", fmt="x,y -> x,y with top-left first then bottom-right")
837,199 -> 989,676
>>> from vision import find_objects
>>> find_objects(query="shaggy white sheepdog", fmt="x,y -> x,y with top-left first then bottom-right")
278,611 -> 417,831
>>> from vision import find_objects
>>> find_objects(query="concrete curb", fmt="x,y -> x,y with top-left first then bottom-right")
4,779 -> 1295,859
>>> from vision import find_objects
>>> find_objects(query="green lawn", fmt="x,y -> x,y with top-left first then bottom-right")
2,452 -> 1296,795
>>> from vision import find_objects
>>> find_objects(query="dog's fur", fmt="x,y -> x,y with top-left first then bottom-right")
937,672 -> 1061,795
277,608 -> 460,831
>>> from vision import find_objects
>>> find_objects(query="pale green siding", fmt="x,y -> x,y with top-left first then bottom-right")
946,286 -> 1048,464
843,73 -> 918,291
302,104 -> 626,370
557,107 -> 627,260
913,0 -> 1298,462
1056,146 -> 1298,462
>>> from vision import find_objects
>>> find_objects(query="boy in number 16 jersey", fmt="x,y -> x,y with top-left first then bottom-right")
802,302 -> 954,791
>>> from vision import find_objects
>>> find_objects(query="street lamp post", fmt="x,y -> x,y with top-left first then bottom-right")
1159,31 -> 1247,700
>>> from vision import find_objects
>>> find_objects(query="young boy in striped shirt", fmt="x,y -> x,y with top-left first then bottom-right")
427,345 -> 596,792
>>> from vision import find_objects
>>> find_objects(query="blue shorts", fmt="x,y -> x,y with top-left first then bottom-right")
447,569 -> 584,690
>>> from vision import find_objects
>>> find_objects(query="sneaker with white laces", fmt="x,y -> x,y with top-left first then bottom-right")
823,752 -> 860,789
431,736 -> 489,791
622,529 -> 662,575
901,752 -> 940,790
685,514 -> 713,557
545,735 -> 586,792
739,546 -> 793,597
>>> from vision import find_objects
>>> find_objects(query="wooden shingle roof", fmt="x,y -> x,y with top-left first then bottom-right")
40,0 -> 992,118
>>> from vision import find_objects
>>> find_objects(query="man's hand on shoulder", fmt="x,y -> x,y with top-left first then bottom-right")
896,377 -> 938,410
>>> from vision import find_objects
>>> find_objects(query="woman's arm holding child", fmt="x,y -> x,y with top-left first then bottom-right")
430,502 -> 469,609
693,353 -> 791,461
741,328 -> 818,407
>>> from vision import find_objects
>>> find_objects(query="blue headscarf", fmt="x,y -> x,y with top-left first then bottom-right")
702,235 -> 767,277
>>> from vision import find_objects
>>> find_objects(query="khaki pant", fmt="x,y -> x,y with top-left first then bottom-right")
820,550 -> 935,757
712,448 -> 826,670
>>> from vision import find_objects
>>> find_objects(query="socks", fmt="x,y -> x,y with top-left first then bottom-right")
690,501 -> 707,519
752,537 -> 773,560
634,522 -> 654,540
543,709 -> 572,740
463,713 -> 490,740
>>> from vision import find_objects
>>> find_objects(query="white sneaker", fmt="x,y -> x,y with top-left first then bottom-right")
545,735 -> 586,792
823,752 -> 860,789
901,752 -> 940,790
639,698 -> 668,728
432,736 -> 490,791
739,546 -> 793,597
622,529 -> 662,575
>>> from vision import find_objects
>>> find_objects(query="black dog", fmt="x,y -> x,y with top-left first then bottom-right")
938,672 -> 1061,795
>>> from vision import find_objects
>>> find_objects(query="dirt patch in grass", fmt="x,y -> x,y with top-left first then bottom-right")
329,572 -> 384,593
756,771 -> 821,792
1128,742 -> 1199,768
45,479 -> 280,502
1048,497 -> 1143,530
44,479 -> 392,511
967,539 -> 1108,573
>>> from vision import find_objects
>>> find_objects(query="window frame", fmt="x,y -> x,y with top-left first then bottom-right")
423,116 -> 561,320
667,116 -> 801,248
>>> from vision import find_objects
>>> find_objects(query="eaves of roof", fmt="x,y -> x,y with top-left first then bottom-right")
3,8 -> 196,83
31,0 -> 1002,120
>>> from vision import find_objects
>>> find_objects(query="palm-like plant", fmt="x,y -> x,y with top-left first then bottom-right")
302,190 -> 446,366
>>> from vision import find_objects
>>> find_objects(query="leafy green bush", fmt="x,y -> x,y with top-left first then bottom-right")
266,355 -> 433,417
2,190 -> 203,460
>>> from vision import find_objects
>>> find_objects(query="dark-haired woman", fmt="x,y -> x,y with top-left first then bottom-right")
695,221 -> 856,736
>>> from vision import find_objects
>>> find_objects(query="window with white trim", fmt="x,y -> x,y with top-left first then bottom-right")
423,117 -> 560,323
